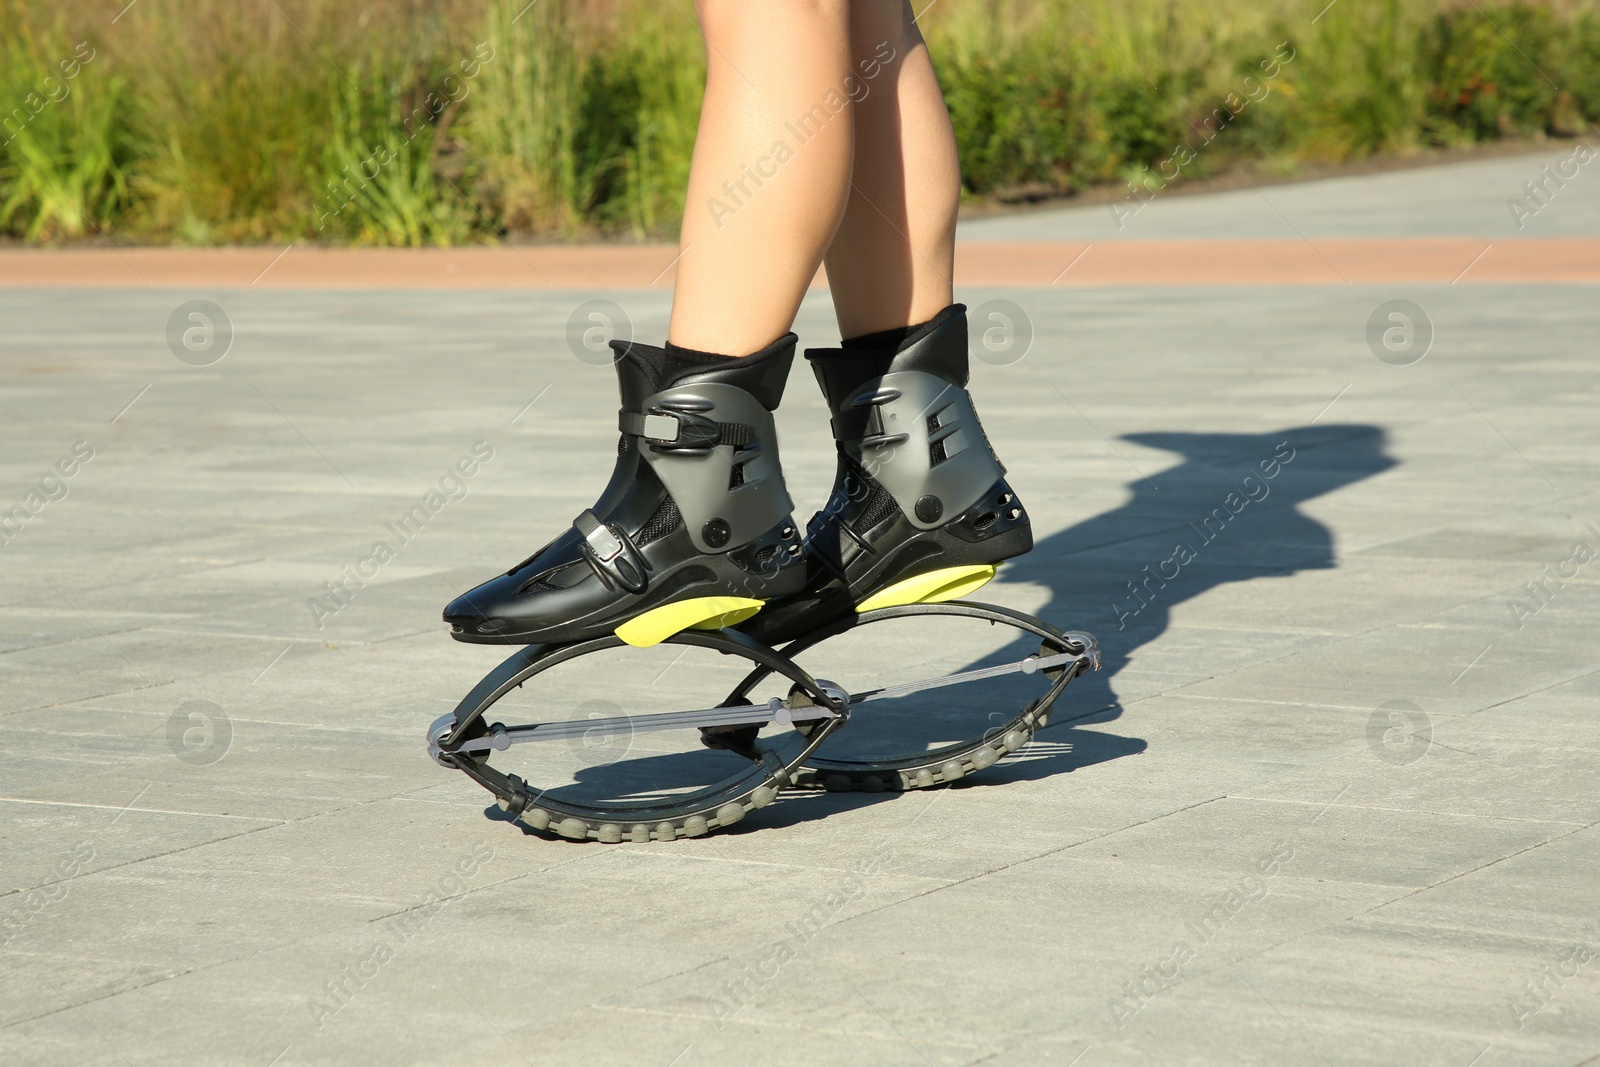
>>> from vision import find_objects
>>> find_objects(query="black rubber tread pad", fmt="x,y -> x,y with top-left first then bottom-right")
724,601 -> 1097,794
434,628 -> 847,842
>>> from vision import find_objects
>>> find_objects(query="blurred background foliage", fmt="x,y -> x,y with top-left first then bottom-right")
1,0 -> 1596,244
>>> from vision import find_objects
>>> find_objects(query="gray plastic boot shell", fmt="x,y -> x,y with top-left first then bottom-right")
840,371 -> 1003,531
635,384 -> 793,554
811,306 -> 1006,532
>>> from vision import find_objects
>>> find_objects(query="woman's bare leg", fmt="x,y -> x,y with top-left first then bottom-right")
825,0 -> 959,340
667,0 -> 855,356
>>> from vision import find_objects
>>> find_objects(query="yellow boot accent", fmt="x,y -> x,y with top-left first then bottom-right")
615,596 -> 766,648
855,564 -> 997,613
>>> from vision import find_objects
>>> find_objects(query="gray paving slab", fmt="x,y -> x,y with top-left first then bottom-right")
956,145 -> 1600,241
3,170 -> 1600,1064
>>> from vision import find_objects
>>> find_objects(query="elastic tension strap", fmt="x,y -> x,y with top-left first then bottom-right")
619,409 -> 754,449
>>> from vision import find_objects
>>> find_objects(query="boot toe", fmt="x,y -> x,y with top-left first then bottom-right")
443,571 -> 556,642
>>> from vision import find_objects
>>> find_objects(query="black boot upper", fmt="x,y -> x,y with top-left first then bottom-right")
740,305 -> 1032,646
444,335 -> 804,645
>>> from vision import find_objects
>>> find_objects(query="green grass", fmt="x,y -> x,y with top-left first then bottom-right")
1,0 -> 1595,244
0,18 -> 129,240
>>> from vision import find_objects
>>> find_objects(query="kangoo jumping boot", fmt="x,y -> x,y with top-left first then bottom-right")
444,334 -> 806,648
741,304 -> 1032,646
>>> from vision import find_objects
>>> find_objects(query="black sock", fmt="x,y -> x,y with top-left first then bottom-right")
842,303 -> 965,353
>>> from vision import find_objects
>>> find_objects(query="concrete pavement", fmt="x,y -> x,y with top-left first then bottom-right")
1,153 -> 1598,1066
958,143 -> 1600,240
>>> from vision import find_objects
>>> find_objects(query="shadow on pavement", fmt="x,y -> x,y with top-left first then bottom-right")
795,420 -> 1397,809
1011,422 -> 1397,734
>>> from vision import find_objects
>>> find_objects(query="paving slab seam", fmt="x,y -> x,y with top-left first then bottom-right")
4,778 -> 499,843
1,707 -> 429,741
1360,819 -> 1597,914
785,795 -> 1236,935
20,712 -> 448,742
592,1002 -> 997,1049
360,855 -> 597,927
0,958 -> 234,1032
1043,690 -> 1575,833
0,796 -> 283,823
1344,916 -> 1600,946
0,853 -> 600,1032
1,679 -> 184,715
390,791 -> 504,809
1187,910 -> 1600,1011
0,822 -> 280,908
133,627 -> 351,646
1215,795 -> 1587,828
1462,664 -> 1600,719
1004,882 -> 1538,1056
1156,692 -> 1453,713
126,622 -> 443,649
1333,491 -> 1598,557
1155,638 -> 1598,712
579,844 -> 940,876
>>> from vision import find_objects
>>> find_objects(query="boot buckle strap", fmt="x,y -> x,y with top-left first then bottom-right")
619,409 -> 753,450
578,517 -> 624,561
574,509 -> 649,592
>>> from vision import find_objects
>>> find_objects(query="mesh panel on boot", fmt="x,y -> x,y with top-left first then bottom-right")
635,497 -> 682,546
855,476 -> 901,532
